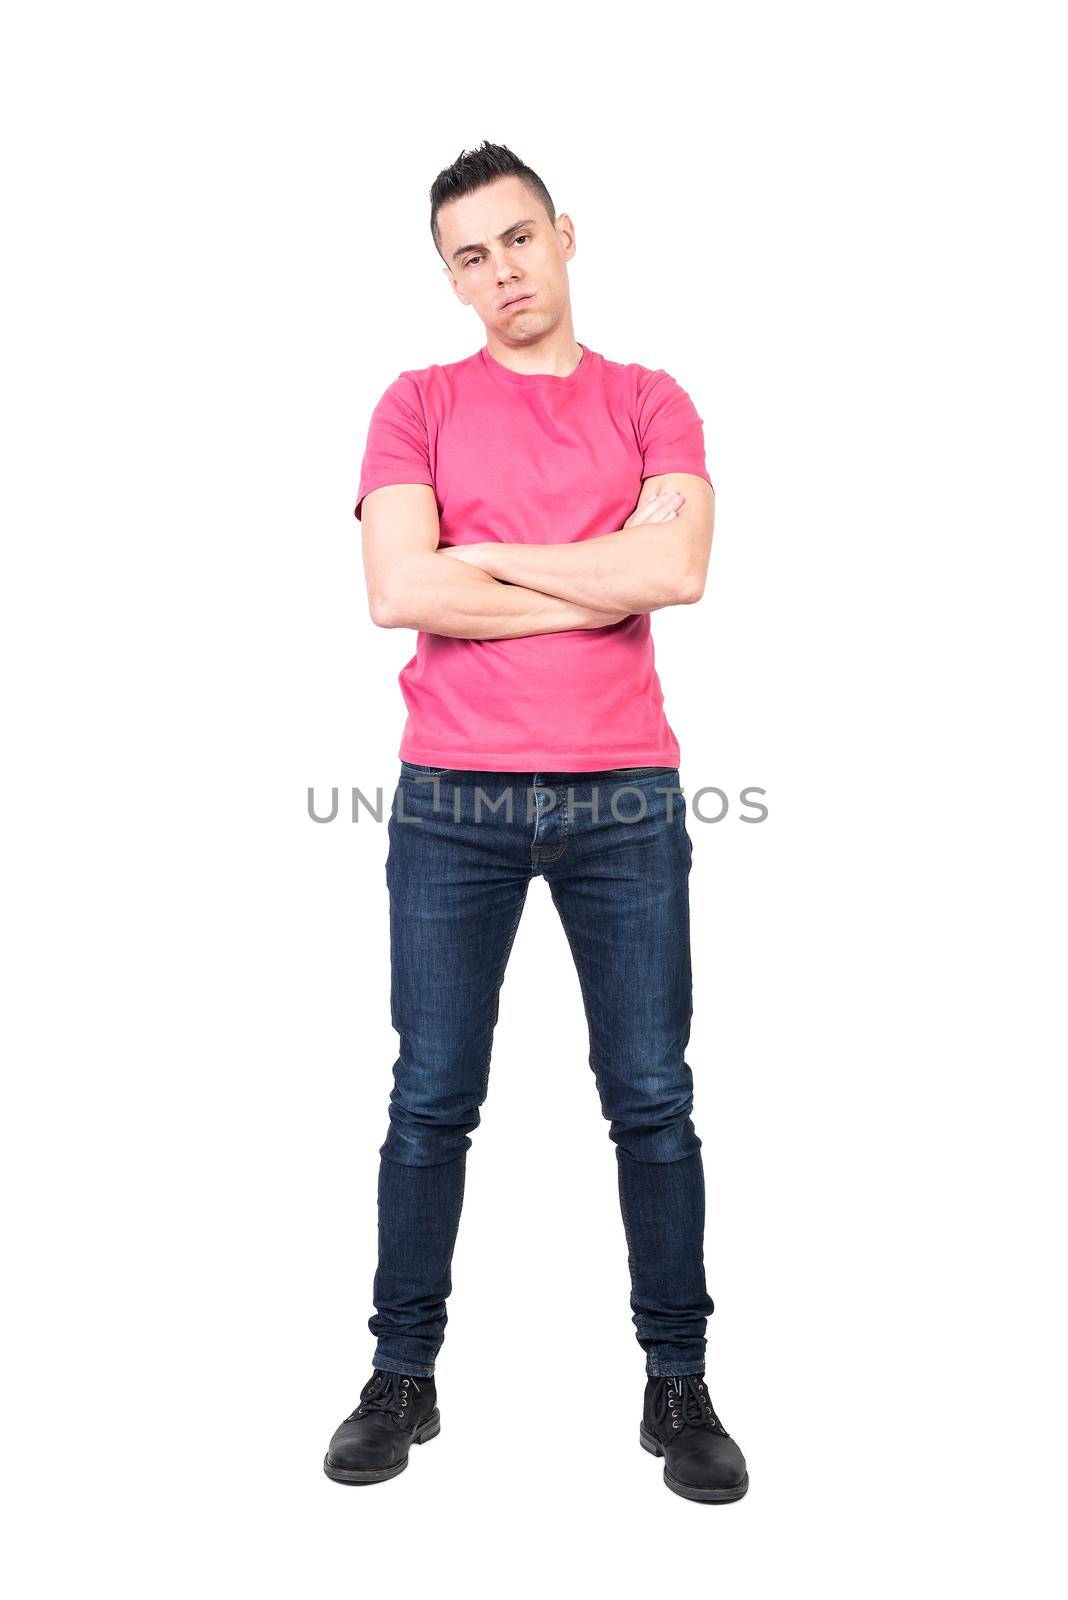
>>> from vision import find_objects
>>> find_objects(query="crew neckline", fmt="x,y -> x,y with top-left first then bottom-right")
479,340 -> 593,387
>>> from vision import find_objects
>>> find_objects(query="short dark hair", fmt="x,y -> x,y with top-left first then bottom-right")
430,142 -> 556,259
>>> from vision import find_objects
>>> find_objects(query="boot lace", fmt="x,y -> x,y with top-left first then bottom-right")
348,1371 -> 423,1424
651,1375 -> 728,1436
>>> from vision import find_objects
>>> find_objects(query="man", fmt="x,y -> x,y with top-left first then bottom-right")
323,143 -> 748,1504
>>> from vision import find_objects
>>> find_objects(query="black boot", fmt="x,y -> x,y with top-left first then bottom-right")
640,1374 -> 748,1502
323,1369 -> 440,1484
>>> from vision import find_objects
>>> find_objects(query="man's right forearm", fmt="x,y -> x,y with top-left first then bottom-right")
370,551 -> 626,639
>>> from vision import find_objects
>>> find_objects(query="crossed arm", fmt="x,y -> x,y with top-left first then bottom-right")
361,473 -> 714,640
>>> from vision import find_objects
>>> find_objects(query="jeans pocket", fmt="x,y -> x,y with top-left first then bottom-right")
400,761 -> 457,779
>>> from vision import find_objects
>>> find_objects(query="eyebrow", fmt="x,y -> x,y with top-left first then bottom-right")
451,218 -> 537,264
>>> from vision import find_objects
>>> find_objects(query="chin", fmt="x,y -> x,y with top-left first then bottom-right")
503,312 -> 549,337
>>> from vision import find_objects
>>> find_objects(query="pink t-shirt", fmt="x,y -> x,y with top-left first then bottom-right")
354,341 -> 712,771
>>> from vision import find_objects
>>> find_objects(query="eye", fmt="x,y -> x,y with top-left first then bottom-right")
512,234 -> 530,246
463,255 -> 481,269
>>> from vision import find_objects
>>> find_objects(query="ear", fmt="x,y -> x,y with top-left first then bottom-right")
554,212 -> 577,258
442,264 -> 468,306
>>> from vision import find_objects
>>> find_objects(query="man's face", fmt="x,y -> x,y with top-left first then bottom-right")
436,175 -> 576,341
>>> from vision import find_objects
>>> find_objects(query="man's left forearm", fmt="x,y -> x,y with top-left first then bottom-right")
460,524 -> 705,614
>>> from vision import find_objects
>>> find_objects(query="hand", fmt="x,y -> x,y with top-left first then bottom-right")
624,489 -> 685,528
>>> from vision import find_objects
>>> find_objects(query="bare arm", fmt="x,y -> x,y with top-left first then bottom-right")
442,475 -> 716,614
361,484 -> 627,640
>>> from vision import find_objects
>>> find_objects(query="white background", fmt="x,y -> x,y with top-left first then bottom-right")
3,2 -> 1065,1594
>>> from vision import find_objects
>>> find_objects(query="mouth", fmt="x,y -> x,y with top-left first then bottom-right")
500,292 -> 535,312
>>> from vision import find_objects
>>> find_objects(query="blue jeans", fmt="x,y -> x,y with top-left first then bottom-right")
369,762 -> 715,1379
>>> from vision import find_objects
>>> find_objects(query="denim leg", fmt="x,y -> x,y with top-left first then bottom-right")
370,775 -> 531,1376
544,775 -> 714,1376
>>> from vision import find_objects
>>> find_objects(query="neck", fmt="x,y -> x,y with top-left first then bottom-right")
484,319 -> 583,378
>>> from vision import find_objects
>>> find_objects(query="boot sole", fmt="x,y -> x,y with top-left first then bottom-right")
323,1410 -> 441,1484
639,1422 -> 749,1503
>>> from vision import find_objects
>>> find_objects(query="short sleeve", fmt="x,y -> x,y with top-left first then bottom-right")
637,370 -> 713,489
354,372 -> 434,521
